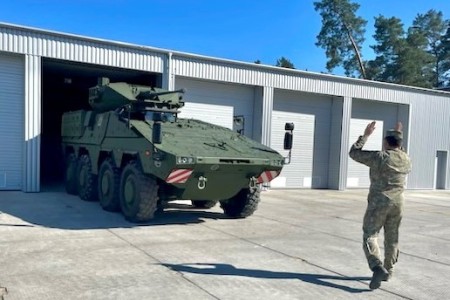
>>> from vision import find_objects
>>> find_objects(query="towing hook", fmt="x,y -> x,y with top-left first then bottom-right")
249,177 -> 258,189
198,176 -> 207,190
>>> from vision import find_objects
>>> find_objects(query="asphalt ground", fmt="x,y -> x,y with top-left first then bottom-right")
0,188 -> 449,300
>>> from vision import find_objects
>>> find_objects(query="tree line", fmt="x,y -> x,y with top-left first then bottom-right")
257,1 -> 450,89
314,0 -> 450,88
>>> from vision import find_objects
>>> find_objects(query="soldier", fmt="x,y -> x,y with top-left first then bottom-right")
349,121 -> 412,290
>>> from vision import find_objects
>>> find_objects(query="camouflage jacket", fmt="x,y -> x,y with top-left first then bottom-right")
349,136 -> 412,203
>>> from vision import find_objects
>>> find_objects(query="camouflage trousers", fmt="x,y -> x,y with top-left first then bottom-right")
362,198 -> 403,272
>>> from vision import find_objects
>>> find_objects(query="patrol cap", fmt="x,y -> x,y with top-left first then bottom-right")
385,129 -> 403,140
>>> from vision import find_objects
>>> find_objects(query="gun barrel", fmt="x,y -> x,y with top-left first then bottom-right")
88,78 -> 185,113
138,88 -> 185,99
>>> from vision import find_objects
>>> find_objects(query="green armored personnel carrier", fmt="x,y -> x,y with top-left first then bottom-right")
61,78 -> 293,222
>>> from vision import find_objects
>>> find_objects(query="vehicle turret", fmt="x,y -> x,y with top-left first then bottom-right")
88,77 -> 185,113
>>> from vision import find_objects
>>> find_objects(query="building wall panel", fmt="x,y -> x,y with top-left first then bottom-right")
406,98 -> 450,189
328,96 -> 352,190
0,53 -> 24,190
0,26 -> 165,73
1,24 -> 449,107
23,54 -> 41,192
271,90 -> 333,188
175,77 -> 255,138
172,54 -> 449,109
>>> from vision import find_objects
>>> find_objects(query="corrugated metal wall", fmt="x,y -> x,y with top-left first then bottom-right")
172,54 -> 450,106
1,22 -> 447,106
0,25 -> 165,73
24,54 -> 41,192
0,53 -> 24,189
260,87 -> 274,147
328,96 -> 352,190
1,22 -> 450,190
407,97 -> 450,189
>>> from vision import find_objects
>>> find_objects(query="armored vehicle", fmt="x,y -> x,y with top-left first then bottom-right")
61,78 -> 293,222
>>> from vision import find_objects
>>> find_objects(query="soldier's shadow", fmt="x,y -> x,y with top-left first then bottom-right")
162,263 -> 372,293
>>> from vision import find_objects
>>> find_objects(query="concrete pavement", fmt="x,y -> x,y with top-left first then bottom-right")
0,188 -> 449,299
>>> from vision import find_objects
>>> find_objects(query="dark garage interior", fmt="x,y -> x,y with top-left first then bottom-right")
40,58 -> 161,188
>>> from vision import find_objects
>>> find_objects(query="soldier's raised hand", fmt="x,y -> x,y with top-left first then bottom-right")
364,121 -> 376,138
395,122 -> 403,132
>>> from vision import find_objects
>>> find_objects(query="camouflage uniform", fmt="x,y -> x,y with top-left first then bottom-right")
349,131 -> 412,275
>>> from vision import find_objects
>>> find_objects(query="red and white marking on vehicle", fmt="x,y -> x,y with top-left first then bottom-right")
257,170 -> 280,183
166,169 -> 193,184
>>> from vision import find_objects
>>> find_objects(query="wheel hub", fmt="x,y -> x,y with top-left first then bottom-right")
101,171 -> 111,195
79,166 -> 87,186
124,177 -> 136,207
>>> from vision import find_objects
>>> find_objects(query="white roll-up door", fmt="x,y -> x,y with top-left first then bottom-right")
348,99 -> 401,188
0,53 -> 24,190
271,111 -> 315,188
347,119 -> 384,188
175,78 -> 254,138
271,90 -> 332,188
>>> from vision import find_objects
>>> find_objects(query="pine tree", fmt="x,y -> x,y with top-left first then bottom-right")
314,0 -> 367,78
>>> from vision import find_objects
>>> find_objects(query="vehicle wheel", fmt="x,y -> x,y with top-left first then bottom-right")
77,154 -> 98,201
98,158 -> 121,211
65,153 -> 78,195
191,200 -> 218,209
119,161 -> 158,222
220,187 -> 261,218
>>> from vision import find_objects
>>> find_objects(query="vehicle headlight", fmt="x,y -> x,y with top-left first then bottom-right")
177,156 -> 195,164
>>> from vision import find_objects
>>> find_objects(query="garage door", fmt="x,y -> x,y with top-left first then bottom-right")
0,53 -> 24,190
347,118 -> 384,188
347,99 -> 401,188
175,78 -> 255,138
271,90 -> 332,188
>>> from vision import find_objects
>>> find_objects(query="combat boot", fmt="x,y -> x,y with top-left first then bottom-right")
383,268 -> 394,282
369,265 -> 389,290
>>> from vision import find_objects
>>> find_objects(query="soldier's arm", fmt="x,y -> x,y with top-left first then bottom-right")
396,122 -> 407,153
349,135 -> 380,167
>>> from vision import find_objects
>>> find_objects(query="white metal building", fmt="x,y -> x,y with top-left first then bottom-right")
1,22 -> 449,192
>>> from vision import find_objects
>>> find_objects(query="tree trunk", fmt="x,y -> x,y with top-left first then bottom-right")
343,22 -> 367,79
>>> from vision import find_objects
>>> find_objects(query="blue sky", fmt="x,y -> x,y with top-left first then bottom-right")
1,0 -> 449,75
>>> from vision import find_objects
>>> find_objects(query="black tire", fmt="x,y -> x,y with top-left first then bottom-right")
220,187 -> 261,218
65,153 -> 78,195
119,161 -> 158,222
191,200 -> 218,209
98,158 -> 121,211
77,154 -> 98,201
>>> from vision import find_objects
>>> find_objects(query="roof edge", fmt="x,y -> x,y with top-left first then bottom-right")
1,21 -> 449,96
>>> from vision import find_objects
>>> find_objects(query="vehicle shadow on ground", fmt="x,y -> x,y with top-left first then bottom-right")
0,191 -> 228,230
162,263 -> 372,293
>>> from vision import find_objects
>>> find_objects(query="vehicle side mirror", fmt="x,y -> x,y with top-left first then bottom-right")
284,132 -> 293,150
284,122 -> 294,150
152,113 -> 163,144
152,122 -> 162,144
284,123 -> 294,164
